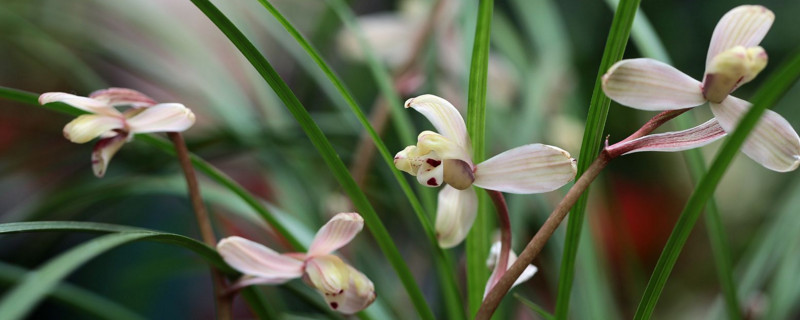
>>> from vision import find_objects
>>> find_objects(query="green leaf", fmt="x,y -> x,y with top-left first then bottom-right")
185,1 -> 434,318
634,49 -> 800,319
0,261 -> 146,320
554,0 -> 641,318
465,0 -> 493,316
514,293 -> 555,320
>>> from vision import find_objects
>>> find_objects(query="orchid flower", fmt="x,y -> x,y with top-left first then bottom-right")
38,88 -> 196,177
217,213 -> 376,314
602,5 -> 800,171
394,95 -> 577,248
484,241 -> 537,298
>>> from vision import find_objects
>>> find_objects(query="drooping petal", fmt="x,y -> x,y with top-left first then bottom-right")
91,134 -> 128,178
483,242 -> 537,298
405,95 -> 471,151
308,213 -> 364,257
305,255 -> 351,298
435,186 -> 477,248
601,58 -> 706,111
125,103 -> 195,134
619,119 -> 726,155
89,87 -> 157,108
706,5 -> 774,69
473,144 -> 577,194
710,96 -> 800,172
216,236 -> 304,283
63,114 -> 126,144
327,265 -> 377,314
39,92 -> 122,117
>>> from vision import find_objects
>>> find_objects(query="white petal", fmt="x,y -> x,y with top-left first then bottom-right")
91,134 -> 128,178
308,213 -> 364,257
63,115 -> 126,144
620,119 -> 726,155
483,242 -> 537,298
435,186 -> 477,248
602,59 -> 705,111
710,96 -> 800,172
305,255 -> 351,296
405,94 -> 471,151
89,87 -> 156,108
125,103 -> 195,133
706,5 -> 774,69
216,236 -> 304,282
474,144 -> 577,194
327,265 -> 376,314
416,160 -> 444,187
39,92 -> 122,117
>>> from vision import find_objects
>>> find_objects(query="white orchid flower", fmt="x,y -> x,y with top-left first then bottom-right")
217,213 -> 376,314
39,88 -> 195,177
602,5 -> 800,172
484,241 -> 537,298
394,95 -> 577,248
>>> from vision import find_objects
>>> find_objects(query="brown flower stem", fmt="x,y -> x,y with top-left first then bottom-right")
476,108 -> 691,319
168,132 -> 231,320
486,190 -> 511,291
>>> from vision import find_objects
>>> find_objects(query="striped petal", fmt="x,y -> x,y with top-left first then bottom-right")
308,213 -> 364,257
602,58 -> 706,111
91,134 -> 128,178
435,185 -> 477,248
483,242 -> 537,298
405,94 -> 471,151
474,144 -> 576,194
710,96 -> 800,172
39,92 -> 122,117
89,87 -> 157,108
63,114 -> 126,144
706,5 -> 774,69
216,236 -> 304,283
126,103 -> 195,134
620,119 -> 726,155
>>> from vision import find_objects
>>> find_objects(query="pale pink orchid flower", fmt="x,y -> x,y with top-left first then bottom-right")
394,94 -> 577,248
217,213 -> 376,315
484,241 -> 537,298
38,88 -> 195,177
602,5 -> 800,172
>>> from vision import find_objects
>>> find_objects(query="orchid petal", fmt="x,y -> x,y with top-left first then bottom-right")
620,119 -> 726,155
474,144 -> 576,194
216,236 -> 304,283
308,213 -> 364,257
125,103 -> 195,134
91,134 -> 127,178
305,255 -> 351,297
63,115 -> 126,144
416,160 -> 444,187
435,186 -> 477,248
89,87 -> 157,108
39,92 -> 122,117
706,5 -> 774,69
602,58 -> 705,111
327,265 -> 376,314
710,96 -> 800,172
405,94 -> 471,151
483,242 -> 537,298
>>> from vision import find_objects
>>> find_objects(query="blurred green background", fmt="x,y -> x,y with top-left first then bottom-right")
1,0 -> 800,319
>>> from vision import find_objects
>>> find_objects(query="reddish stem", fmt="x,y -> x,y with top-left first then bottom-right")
486,190 -> 512,291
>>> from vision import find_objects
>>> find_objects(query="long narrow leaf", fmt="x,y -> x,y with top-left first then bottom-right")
554,0 -> 640,318
186,1 -> 434,318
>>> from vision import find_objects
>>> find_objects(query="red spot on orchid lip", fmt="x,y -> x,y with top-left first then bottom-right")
330,302 -> 338,309
427,178 -> 437,186
426,159 -> 442,167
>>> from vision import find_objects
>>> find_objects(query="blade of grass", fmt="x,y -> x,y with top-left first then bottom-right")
609,1 -> 742,317
465,0 -> 493,317
251,3 -> 463,317
186,1 -> 434,318
634,49 -> 800,319
514,293 -> 555,320
554,0 -> 640,318
0,262 -> 146,320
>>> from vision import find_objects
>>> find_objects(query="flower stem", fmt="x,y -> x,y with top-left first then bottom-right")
168,132 -> 231,320
476,108 -> 688,318
486,190 -> 511,291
